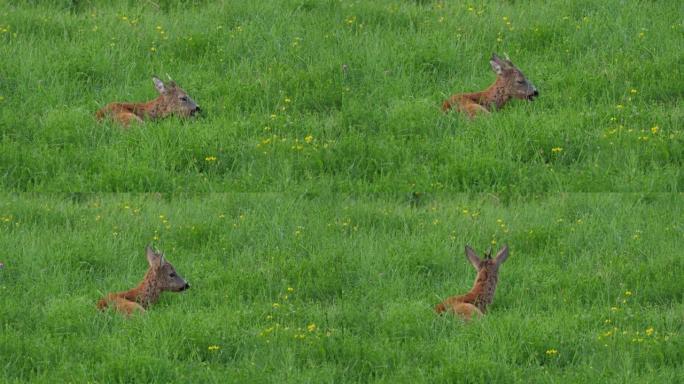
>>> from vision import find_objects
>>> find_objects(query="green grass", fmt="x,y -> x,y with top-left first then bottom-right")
1,193 -> 682,382
0,0 -> 681,192
1,0 -> 682,383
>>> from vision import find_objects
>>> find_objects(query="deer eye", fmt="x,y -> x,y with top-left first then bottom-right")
169,272 -> 176,278
180,96 -> 188,102
517,80 -> 525,84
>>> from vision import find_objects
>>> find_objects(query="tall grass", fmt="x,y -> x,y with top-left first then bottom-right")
1,193 -> 682,382
0,0 -> 681,192
0,0 -> 682,382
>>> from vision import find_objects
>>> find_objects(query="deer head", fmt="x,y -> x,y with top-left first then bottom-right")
490,54 -> 538,101
152,76 -> 201,118
146,245 -> 190,292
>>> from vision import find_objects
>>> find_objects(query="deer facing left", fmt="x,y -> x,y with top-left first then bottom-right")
97,246 -> 190,317
95,76 -> 200,127
435,245 -> 510,320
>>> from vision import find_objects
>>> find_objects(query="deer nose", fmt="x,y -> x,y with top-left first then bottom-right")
533,89 -> 539,97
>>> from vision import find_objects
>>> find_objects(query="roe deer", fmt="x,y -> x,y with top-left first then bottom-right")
442,54 -> 538,118
97,246 -> 190,316
435,245 -> 510,320
96,76 -> 200,127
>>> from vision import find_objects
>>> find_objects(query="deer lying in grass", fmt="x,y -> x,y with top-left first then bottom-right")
435,245 -> 510,320
96,76 -> 200,127
97,246 -> 189,317
442,54 -> 538,118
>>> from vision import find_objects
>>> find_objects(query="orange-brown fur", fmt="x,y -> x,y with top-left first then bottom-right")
96,76 -> 200,127
97,246 -> 189,317
435,245 -> 510,321
442,54 -> 538,118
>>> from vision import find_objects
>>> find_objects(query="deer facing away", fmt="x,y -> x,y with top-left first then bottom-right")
442,54 -> 538,118
96,76 -> 200,127
435,245 -> 510,320
97,246 -> 190,317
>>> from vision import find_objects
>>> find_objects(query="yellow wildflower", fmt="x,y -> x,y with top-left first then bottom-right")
551,147 -> 563,153
545,349 -> 559,356
208,345 -> 220,351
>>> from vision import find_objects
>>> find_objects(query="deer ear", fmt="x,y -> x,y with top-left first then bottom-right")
490,56 -> 504,75
146,245 -> 161,267
495,245 -> 510,265
465,245 -> 481,268
152,76 -> 166,94
502,53 -> 514,67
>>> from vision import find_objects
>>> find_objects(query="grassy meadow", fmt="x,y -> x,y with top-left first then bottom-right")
0,0 -> 681,192
0,0 -> 682,383
1,193 -> 683,382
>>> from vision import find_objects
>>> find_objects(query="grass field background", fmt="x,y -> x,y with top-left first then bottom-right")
0,0 -> 682,383
1,193 -> 682,382
0,0 -> 681,192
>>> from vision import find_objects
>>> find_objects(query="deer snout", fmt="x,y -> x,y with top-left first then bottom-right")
188,105 -> 201,117
177,282 -> 190,291
527,87 -> 539,100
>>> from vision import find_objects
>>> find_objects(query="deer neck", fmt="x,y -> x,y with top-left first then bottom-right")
128,268 -> 162,308
478,77 -> 512,110
465,269 -> 498,313
128,97 -> 165,120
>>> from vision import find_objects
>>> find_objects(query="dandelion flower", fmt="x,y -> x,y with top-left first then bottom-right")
208,345 -> 220,351
545,349 -> 559,356
205,156 -> 217,162
551,147 -> 563,153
